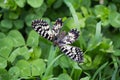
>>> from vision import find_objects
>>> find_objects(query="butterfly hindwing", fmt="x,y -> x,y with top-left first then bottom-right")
52,18 -> 63,36
32,19 -> 54,41
60,29 -> 80,44
59,44 -> 83,63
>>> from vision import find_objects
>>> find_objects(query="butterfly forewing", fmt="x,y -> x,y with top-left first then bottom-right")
32,19 -> 54,41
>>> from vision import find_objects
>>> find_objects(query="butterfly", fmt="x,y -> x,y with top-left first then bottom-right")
32,18 -> 83,63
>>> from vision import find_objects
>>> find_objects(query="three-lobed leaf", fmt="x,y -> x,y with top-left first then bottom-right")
14,0 -> 26,8
8,46 -> 29,63
0,37 -> 13,68
15,59 -> 46,77
8,66 -> 20,80
57,73 -> 72,80
27,0 -> 43,8
27,30 -> 39,47
8,30 -> 25,47
1,19 -> 13,29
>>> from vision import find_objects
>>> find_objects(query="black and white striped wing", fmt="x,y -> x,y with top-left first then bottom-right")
32,19 -> 54,41
52,18 -> 63,36
32,19 -> 83,63
60,29 -> 80,44
59,44 -> 83,63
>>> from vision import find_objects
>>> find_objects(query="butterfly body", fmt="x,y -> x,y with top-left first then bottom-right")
32,18 -> 83,63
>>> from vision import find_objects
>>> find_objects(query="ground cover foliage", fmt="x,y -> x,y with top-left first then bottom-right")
0,0 -> 120,80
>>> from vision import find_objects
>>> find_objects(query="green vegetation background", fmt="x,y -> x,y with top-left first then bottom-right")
0,0 -> 120,80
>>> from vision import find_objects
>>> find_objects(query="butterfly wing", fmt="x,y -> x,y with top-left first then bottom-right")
59,44 -> 83,63
52,18 -> 63,36
32,19 -> 54,41
60,29 -> 80,44
32,19 -> 83,63
32,18 -> 63,41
